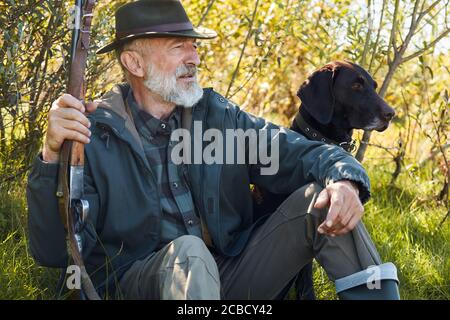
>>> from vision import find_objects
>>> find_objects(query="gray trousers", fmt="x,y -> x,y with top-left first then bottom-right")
118,183 -> 382,299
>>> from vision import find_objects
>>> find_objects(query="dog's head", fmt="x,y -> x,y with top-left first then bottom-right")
297,61 -> 395,131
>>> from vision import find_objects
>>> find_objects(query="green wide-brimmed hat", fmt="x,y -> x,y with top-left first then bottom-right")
96,0 -> 217,54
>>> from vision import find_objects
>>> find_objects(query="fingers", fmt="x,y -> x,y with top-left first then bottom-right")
347,213 -> 362,232
46,118 -> 91,148
324,196 -> 353,234
314,188 -> 330,209
318,191 -> 345,234
85,100 -> 100,113
317,181 -> 364,236
59,118 -> 92,138
333,203 -> 364,236
42,93 -> 95,162
60,127 -> 91,144
53,93 -> 85,113
54,94 -> 99,114
52,107 -> 91,128
340,202 -> 360,227
318,191 -> 344,234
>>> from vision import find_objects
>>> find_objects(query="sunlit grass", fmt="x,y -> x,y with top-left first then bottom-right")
0,184 -> 59,299
310,161 -> 449,300
0,230 -> 59,299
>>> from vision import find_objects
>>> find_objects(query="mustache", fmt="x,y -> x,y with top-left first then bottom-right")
175,65 -> 197,78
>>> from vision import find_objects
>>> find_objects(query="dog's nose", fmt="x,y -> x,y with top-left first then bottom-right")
382,110 -> 395,121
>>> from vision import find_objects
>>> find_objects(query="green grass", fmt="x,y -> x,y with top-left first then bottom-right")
0,186 -> 59,299
308,162 -> 450,300
0,162 -> 448,299
363,163 -> 449,299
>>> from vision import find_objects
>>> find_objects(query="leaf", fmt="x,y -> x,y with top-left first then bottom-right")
431,91 -> 440,104
425,66 -> 434,79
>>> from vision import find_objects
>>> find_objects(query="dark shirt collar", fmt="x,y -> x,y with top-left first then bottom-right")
126,88 -> 181,137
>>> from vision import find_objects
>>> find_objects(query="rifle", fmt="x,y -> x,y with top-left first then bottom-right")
56,0 -> 100,300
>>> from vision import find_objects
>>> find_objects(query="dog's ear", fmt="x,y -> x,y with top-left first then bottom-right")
297,66 -> 336,124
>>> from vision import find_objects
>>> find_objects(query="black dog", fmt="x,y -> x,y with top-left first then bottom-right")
292,60 -> 395,145
253,60 -> 395,299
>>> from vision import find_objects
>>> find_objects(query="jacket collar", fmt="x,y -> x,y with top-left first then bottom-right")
94,84 -> 143,149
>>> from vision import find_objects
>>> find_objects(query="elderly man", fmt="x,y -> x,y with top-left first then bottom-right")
26,0 -> 400,300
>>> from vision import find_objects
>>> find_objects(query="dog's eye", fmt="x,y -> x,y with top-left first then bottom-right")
351,76 -> 365,90
352,82 -> 364,90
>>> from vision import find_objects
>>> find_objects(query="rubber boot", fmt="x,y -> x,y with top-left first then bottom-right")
335,262 -> 400,300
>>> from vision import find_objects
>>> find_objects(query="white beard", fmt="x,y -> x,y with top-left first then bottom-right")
143,63 -> 203,107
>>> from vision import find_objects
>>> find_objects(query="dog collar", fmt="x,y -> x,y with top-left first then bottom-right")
294,113 -> 357,153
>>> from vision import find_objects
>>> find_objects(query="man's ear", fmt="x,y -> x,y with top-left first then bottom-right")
120,50 -> 146,78
297,66 -> 337,124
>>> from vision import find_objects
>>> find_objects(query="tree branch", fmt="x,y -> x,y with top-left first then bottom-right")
387,0 -> 400,63
368,0 -> 387,72
401,28 -> 450,63
226,0 -> 261,98
196,0 -> 217,27
0,165 -> 32,186
399,0 -> 422,55
417,0 -> 441,25
361,0 -> 373,67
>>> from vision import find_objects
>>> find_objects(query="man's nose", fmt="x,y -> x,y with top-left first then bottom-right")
185,45 -> 200,66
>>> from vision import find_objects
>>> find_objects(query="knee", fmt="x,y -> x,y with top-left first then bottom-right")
170,235 -> 220,285
171,235 -> 216,266
279,182 -> 325,217
172,235 -> 208,254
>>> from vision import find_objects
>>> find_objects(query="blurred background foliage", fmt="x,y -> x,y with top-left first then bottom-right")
0,0 -> 448,299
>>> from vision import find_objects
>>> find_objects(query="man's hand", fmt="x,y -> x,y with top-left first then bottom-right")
314,180 -> 363,236
42,94 -> 99,163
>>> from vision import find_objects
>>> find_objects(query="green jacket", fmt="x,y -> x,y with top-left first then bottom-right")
26,84 -> 371,295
